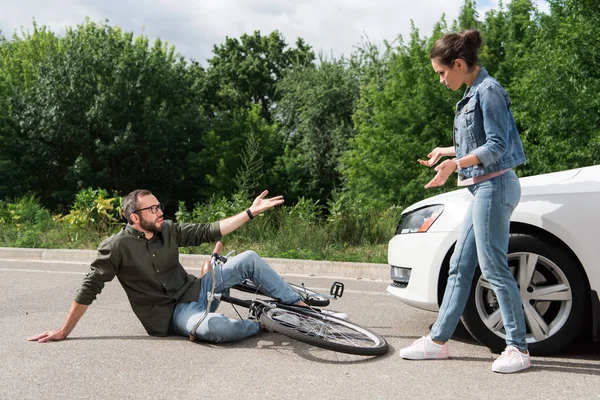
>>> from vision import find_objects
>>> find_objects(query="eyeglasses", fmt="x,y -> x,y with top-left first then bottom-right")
133,203 -> 164,214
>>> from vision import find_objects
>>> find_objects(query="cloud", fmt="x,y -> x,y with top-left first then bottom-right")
0,0 -> 548,65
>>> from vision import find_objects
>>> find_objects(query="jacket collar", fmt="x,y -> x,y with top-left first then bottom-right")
464,66 -> 489,98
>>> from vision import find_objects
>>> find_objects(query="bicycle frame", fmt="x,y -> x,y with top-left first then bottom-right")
187,245 -> 388,355
189,249 -> 341,341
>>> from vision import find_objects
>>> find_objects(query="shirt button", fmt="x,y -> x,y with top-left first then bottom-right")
152,254 -> 155,257
156,270 -> 160,273
163,283 -> 166,286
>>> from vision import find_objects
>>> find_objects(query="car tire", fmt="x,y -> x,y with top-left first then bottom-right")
461,234 -> 590,356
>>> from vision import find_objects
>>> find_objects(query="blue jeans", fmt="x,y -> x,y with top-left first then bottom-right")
170,250 -> 302,343
430,170 -> 528,351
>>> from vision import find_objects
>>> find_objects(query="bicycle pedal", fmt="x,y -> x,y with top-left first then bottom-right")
330,281 -> 344,298
248,302 -> 262,319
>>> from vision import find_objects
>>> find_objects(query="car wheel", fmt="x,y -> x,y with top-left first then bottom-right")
461,234 -> 590,355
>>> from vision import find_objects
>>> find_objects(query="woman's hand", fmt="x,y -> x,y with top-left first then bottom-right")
418,147 -> 454,167
424,159 -> 457,189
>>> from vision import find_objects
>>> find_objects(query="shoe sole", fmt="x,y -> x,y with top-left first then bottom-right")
492,364 -> 531,373
399,353 -> 449,360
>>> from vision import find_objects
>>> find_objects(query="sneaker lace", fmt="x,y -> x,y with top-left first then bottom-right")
412,336 -> 430,348
499,346 -> 525,364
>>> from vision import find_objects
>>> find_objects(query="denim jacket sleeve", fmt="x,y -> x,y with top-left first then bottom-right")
470,84 -> 511,168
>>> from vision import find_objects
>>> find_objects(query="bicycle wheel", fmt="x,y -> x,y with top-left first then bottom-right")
261,307 -> 388,356
233,280 -> 331,307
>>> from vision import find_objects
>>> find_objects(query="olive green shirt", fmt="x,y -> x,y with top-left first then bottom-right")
74,220 -> 222,336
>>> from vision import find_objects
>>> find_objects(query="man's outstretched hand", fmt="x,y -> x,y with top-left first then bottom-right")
27,330 -> 68,343
249,190 -> 284,216
219,190 -> 285,236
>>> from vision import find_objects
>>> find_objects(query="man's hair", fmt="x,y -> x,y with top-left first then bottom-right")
123,189 -> 153,224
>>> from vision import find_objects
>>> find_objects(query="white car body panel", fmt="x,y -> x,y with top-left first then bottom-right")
387,165 -> 600,311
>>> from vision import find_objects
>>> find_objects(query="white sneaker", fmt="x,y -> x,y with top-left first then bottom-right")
492,346 -> 531,373
320,309 -> 349,321
399,336 -> 449,360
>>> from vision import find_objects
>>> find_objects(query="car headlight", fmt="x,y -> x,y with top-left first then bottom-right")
395,205 -> 444,234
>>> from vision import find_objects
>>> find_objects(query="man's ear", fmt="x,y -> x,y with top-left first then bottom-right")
129,213 -> 138,224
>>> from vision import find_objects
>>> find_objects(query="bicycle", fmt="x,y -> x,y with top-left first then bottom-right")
233,279 -> 332,307
189,242 -> 389,356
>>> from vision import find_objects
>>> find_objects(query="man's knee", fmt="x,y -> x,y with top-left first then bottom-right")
238,250 -> 260,262
235,250 -> 263,271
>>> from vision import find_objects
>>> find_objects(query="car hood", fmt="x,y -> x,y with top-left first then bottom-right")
403,166 -> 597,213
519,168 -> 581,188
403,188 -> 470,213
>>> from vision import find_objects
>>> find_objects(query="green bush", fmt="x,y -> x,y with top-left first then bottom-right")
0,195 -> 52,227
176,193 -> 395,262
60,188 -> 123,230
0,191 -> 396,263
0,191 -> 122,249
327,193 -> 403,245
177,192 -> 248,224
0,195 -> 54,247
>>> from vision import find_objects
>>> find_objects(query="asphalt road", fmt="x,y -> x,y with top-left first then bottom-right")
1,257 -> 599,400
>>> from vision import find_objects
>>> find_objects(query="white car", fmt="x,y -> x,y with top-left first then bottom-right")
387,165 -> 600,355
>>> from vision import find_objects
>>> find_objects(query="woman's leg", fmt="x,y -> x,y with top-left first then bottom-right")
430,198 -> 480,342
472,171 -> 527,351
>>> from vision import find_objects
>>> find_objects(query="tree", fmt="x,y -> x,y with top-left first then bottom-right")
342,24 -> 460,209
206,31 -> 315,122
10,20 -> 211,209
0,23 -> 60,199
186,105 -> 279,200
509,0 -> 600,174
452,0 -> 480,31
273,57 -> 360,204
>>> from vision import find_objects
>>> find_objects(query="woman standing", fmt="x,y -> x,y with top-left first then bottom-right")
399,29 -> 530,373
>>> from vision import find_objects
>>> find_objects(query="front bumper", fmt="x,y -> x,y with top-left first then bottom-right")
386,231 -> 457,312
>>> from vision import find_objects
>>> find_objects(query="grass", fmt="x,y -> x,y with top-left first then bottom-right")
0,224 -> 391,263
0,195 -> 402,264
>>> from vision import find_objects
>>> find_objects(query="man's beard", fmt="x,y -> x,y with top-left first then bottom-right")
139,215 -> 163,233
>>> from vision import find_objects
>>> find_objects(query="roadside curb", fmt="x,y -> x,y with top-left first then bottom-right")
0,247 -> 390,281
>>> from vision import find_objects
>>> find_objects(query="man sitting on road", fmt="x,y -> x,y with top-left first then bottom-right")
28,189 -> 310,343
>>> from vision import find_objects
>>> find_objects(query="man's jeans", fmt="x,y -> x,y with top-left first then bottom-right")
430,170 -> 528,351
171,250 -> 301,343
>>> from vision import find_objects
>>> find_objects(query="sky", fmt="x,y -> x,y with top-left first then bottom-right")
1,0 -> 549,65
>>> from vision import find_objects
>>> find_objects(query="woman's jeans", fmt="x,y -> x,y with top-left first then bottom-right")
170,250 -> 302,343
430,170 -> 528,351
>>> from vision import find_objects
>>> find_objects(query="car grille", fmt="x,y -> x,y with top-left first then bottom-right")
391,281 -> 408,288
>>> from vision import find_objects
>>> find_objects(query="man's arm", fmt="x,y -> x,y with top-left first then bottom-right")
28,239 -> 118,343
218,190 -> 284,236
27,301 -> 89,342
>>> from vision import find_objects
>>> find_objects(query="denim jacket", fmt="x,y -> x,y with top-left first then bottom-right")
454,67 -> 526,180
